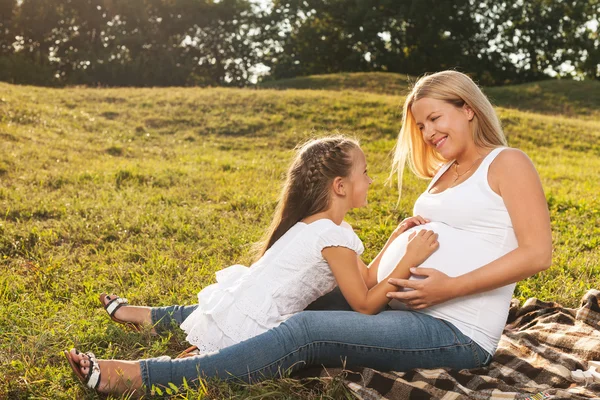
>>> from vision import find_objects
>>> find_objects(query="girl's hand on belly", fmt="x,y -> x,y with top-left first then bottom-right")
403,229 -> 439,267
386,268 -> 458,310
391,215 -> 430,240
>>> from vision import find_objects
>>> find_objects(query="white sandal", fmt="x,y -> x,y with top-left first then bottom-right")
64,350 -> 102,390
99,293 -> 142,332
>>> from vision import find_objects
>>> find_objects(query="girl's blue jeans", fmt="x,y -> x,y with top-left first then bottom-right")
140,288 -> 492,391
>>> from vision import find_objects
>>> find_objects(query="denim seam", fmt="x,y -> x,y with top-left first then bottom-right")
150,308 -> 158,325
469,341 -> 481,367
233,339 -> 478,381
140,359 -> 150,390
438,320 -> 461,344
304,339 -> 471,352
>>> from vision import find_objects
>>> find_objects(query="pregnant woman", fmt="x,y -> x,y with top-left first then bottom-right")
65,70 -> 552,396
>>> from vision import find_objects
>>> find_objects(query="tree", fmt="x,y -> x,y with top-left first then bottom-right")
488,0 -> 599,81
263,0 -> 514,85
0,0 -> 16,55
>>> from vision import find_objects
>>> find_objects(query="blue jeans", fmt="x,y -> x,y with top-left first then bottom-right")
140,288 -> 492,391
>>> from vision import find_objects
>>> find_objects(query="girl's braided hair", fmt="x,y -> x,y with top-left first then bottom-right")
255,135 -> 360,259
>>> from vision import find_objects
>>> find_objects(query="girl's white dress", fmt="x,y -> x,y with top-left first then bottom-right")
180,219 -> 364,353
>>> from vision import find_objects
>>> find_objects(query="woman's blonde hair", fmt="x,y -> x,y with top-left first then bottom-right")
254,135 -> 360,259
390,70 -> 507,199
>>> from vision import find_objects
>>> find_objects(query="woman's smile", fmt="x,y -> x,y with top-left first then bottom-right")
432,136 -> 448,149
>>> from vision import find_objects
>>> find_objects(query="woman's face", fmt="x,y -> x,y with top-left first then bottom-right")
411,97 -> 474,160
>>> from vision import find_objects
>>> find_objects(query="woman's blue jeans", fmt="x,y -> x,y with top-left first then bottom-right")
139,288 -> 492,391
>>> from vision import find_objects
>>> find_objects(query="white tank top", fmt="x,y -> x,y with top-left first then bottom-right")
377,147 -> 517,354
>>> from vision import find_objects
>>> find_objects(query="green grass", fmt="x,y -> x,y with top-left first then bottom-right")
485,79 -> 600,121
0,73 -> 599,398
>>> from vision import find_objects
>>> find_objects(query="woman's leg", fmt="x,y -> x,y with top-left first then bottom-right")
139,310 -> 491,391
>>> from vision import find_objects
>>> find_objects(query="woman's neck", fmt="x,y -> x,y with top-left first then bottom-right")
454,146 -> 491,166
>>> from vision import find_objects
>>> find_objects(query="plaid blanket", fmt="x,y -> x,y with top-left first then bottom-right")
314,289 -> 600,399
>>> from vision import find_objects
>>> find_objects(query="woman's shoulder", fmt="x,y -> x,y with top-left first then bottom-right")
490,147 -> 535,173
488,147 -> 539,193
494,147 -> 531,161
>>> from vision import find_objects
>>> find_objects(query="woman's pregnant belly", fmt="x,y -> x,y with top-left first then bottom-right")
377,221 -> 501,309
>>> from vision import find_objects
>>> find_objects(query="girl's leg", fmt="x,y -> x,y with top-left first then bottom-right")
101,294 -> 154,328
150,305 -> 198,334
100,294 -> 197,334
304,287 -> 353,311
106,285 -> 346,335
139,310 -> 491,391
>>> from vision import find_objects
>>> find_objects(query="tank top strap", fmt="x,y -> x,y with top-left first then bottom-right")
426,161 -> 454,192
475,147 -> 507,179
470,147 -> 507,186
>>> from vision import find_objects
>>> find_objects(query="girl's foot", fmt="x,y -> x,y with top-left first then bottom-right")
66,349 -> 143,396
100,293 -> 156,334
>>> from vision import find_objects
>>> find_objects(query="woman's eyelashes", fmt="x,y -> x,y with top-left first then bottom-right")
417,116 -> 439,131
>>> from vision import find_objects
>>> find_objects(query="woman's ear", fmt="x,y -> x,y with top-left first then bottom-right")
463,104 -> 475,121
332,177 -> 346,196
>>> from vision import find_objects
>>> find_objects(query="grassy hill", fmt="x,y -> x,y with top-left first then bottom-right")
260,72 -> 600,121
0,75 -> 599,398
259,71 -> 416,96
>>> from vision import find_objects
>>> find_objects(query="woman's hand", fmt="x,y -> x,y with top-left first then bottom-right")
386,268 -> 458,309
391,215 -> 430,239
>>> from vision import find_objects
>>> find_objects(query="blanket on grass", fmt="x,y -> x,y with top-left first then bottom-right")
312,289 -> 600,400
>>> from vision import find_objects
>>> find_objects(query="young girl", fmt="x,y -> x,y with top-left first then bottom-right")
175,136 -> 439,353
95,136 -> 439,360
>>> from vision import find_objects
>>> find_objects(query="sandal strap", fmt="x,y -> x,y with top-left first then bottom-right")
105,297 -> 128,317
84,352 -> 101,390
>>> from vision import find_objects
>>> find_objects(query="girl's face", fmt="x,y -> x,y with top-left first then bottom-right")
411,97 -> 474,160
346,148 -> 372,208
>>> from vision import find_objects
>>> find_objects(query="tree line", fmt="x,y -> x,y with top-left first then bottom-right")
0,0 -> 598,87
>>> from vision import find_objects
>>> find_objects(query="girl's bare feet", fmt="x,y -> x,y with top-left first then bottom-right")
66,349 -> 144,396
100,293 -> 156,334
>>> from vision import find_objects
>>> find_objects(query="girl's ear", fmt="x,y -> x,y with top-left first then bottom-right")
463,104 -> 475,121
332,176 -> 345,196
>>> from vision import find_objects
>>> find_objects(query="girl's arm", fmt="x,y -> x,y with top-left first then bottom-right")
387,149 -> 552,309
357,216 -> 430,288
323,230 -> 438,315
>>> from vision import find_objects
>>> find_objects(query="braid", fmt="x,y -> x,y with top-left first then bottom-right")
254,135 -> 360,259
300,145 -> 328,195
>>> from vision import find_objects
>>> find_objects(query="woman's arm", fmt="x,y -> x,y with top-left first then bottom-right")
323,230 -> 438,315
357,216 -> 430,288
387,149 -> 552,309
